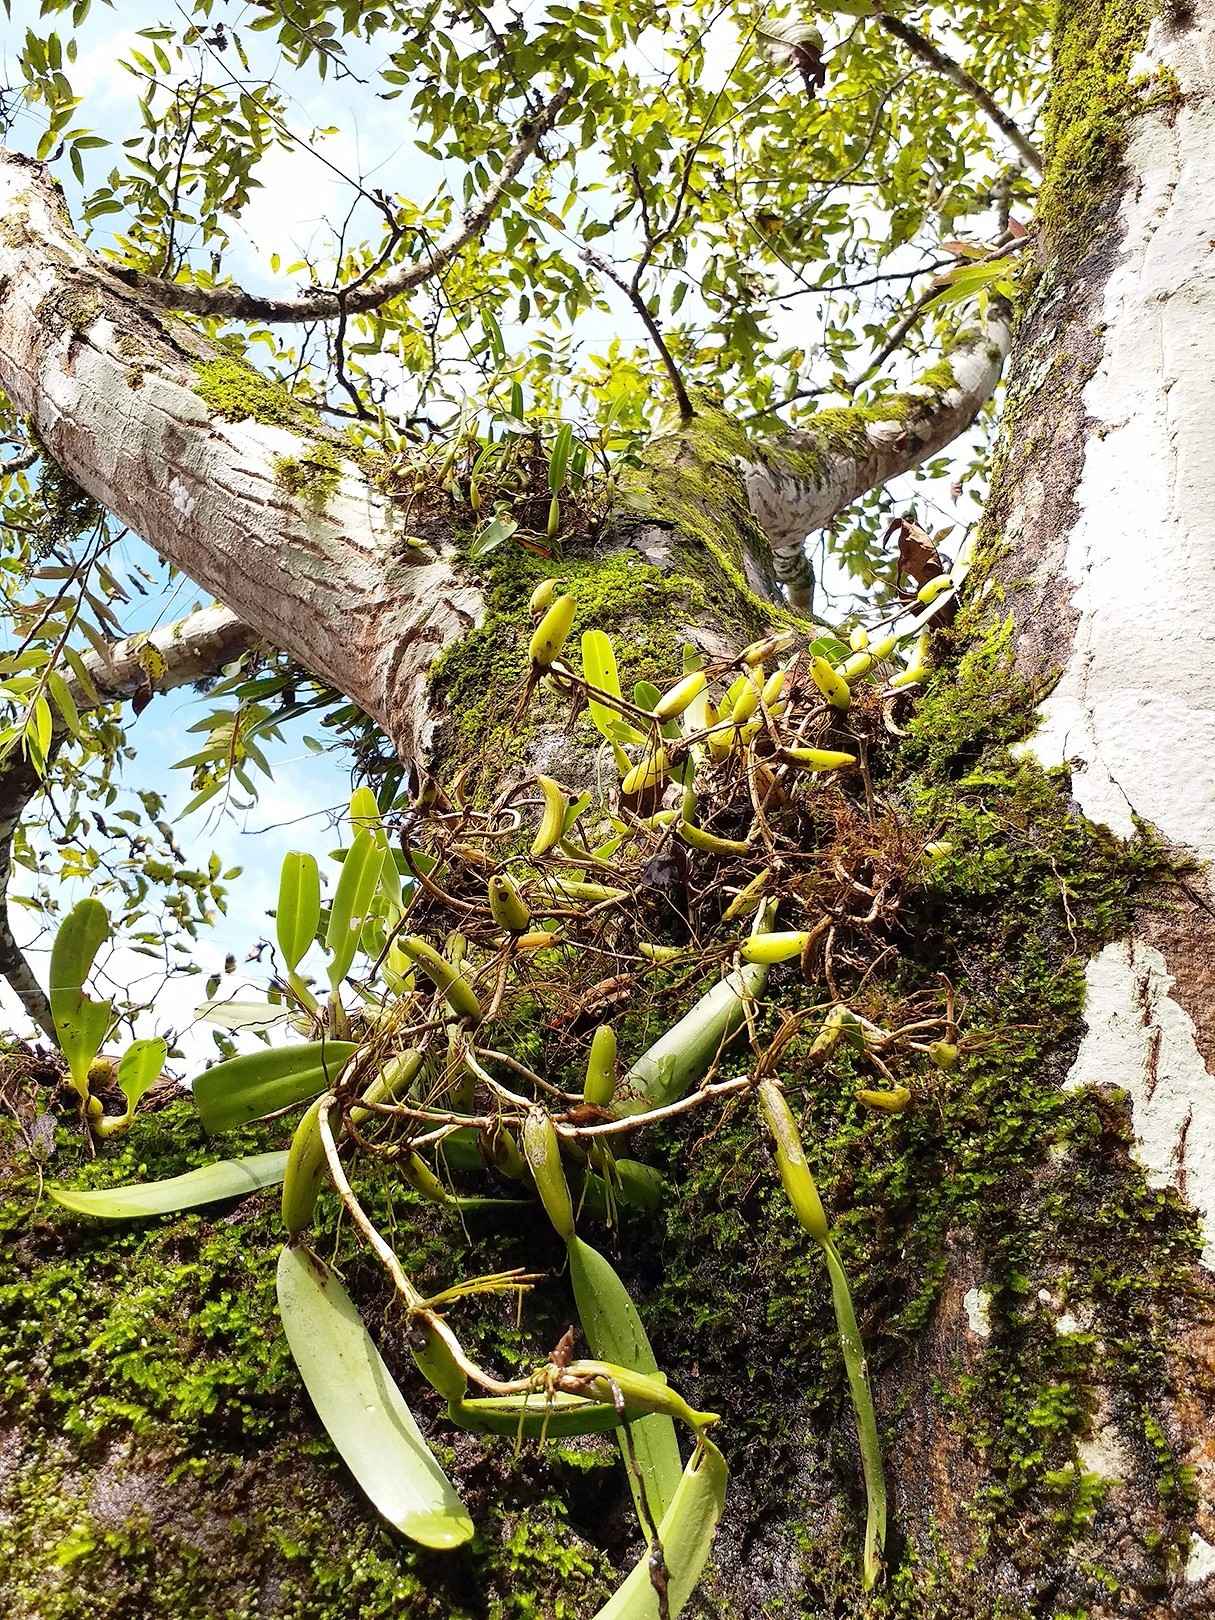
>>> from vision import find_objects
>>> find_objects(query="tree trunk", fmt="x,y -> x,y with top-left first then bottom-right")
2,3 -> 1214,1618
979,0 -> 1215,1594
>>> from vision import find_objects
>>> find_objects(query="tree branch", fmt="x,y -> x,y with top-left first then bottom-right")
102,89 -> 571,324
0,149 -> 482,763
739,304 -> 1010,591
580,244 -> 695,421
0,604 -> 251,1040
878,15 -> 1042,174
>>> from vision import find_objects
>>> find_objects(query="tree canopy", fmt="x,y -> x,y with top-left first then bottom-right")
0,0 -> 1048,1038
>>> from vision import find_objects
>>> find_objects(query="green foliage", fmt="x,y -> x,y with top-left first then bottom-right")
276,1244 -> 473,1549
1,2 -> 1202,1614
48,898 -> 111,1101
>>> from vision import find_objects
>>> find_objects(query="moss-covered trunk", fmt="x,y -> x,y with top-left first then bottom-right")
3,4 -> 1215,1619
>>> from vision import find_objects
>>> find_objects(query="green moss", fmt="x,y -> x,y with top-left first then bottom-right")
625,602 -> 1198,1612
25,423 -> 102,550
1038,0 -> 1179,265
193,352 -> 321,436
619,407 -> 801,624
273,443 -> 343,514
0,1099 -> 617,1619
426,418 -> 794,784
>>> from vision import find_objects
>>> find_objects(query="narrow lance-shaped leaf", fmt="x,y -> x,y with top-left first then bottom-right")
191,1040 -> 359,1132
581,630 -> 644,745
349,785 -> 401,909
325,829 -> 385,989
568,1234 -> 683,1529
823,1237 -> 888,1590
49,897 -> 113,1098
117,1036 -> 166,1116
591,1437 -> 729,1620
548,421 -> 574,491
49,1150 -> 289,1218
276,850 -> 321,971
276,1244 -> 473,1549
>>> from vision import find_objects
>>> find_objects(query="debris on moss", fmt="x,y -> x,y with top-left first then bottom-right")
273,443 -> 343,514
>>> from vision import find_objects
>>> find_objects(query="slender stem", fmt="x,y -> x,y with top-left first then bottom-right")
821,1236 -> 887,1591
580,243 -> 695,421
878,14 -> 1042,173
317,1095 -> 424,1309
117,89 -> 573,322
556,1074 -> 753,1138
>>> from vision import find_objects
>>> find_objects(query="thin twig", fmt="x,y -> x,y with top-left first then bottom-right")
879,14 -> 1042,173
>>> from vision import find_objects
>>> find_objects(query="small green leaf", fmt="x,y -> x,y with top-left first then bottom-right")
582,631 -> 644,745
549,421 -> 574,491
591,1438 -> 728,1620
117,1036 -> 165,1116
325,830 -> 385,989
468,509 -> 518,561
276,851 -> 321,971
28,692 -> 53,767
276,1244 -> 473,1548
46,668 -> 83,737
191,1041 -> 359,1132
49,898 -> 112,1096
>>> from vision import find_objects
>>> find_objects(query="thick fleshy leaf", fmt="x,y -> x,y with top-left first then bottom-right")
276,1244 -> 473,1549
349,786 -> 401,909
49,1150 -> 289,1218
325,829 -> 385,989
117,1037 -> 166,1115
614,964 -> 767,1115
568,1235 -> 683,1527
823,1236 -> 887,1589
592,1438 -> 728,1620
582,630 -> 644,745
49,898 -> 112,1093
192,1040 -> 359,1132
276,851 -> 321,971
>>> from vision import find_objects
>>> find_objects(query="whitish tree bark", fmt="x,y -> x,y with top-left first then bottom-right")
977,0 -> 1215,1596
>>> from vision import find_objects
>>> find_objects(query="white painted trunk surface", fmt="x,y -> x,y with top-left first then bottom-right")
1026,7 -> 1215,1269
1010,4 -> 1215,1579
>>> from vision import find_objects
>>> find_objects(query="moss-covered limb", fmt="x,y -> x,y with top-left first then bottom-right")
736,313 -> 1009,590
424,420 -> 799,787
1037,0 -> 1179,269
273,444 -> 344,515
